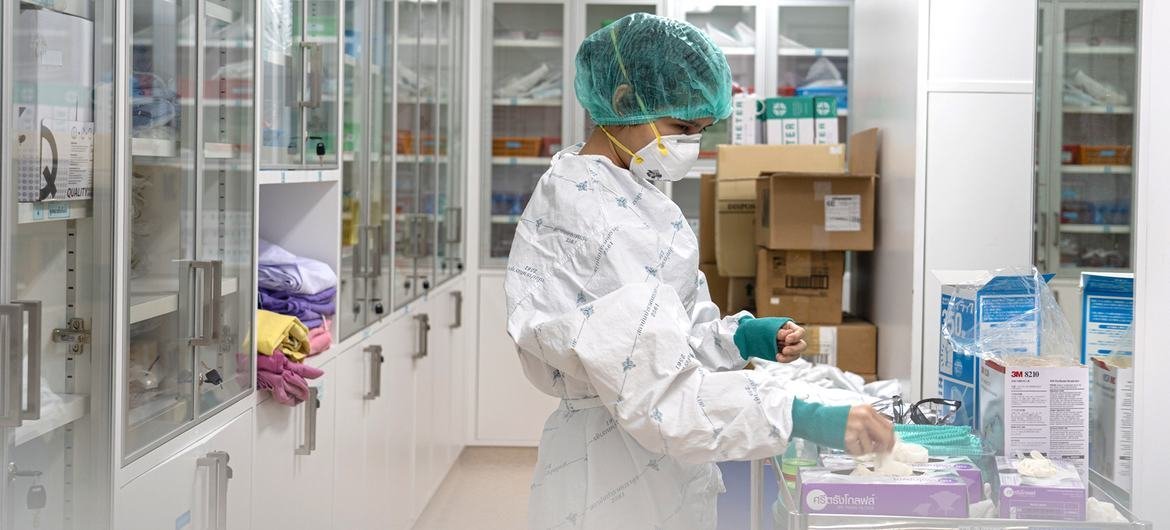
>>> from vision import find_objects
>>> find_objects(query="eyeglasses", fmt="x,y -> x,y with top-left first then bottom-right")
873,396 -> 963,425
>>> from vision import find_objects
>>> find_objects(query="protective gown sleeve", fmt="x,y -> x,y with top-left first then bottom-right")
686,268 -> 752,371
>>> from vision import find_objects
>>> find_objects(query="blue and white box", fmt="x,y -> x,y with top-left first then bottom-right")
936,272 -> 1051,429
1079,273 -> 1134,363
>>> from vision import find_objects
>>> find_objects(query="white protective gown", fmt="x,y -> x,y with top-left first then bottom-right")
505,145 -> 800,529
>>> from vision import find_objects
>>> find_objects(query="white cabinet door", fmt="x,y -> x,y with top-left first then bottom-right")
253,359 -> 336,530
332,344 -> 371,530
374,317 -> 416,530
476,275 -> 559,444
410,303 -> 438,517
429,292 -> 455,485
118,409 -> 254,530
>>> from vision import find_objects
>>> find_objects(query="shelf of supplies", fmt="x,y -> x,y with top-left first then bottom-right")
490,215 -> 523,224
779,47 -> 848,57
721,46 -> 755,56
258,169 -> 341,185
493,38 -> 562,48
492,98 -> 562,107
18,201 -> 92,224
491,156 -> 550,166
395,154 -> 449,163
304,35 -> 337,45
1060,224 -> 1131,234
1063,105 -> 1134,114
1065,44 -> 1136,55
180,98 -> 252,107
398,96 -> 449,105
205,2 -> 234,24
14,394 -> 89,446
129,276 -> 239,324
133,137 -> 178,157
399,38 -> 449,46
1062,164 -> 1132,174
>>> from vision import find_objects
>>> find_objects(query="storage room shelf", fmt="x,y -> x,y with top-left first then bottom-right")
491,98 -> 562,107
14,394 -> 88,446
1062,164 -> 1132,174
134,39 -> 252,49
492,38 -> 562,48
778,47 -> 848,57
399,38 -> 449,46
205,2 -> 234,23
1065,44 -> 1136,55
127,396 -> 187,429
398,96 -> 449,104
395,154 -> 449,163
721,46 -> 755,56
258,169 -> 341,185
180,98 -> 253,107
1061,224 -> 1131,234
304,35 -> 337,45
1063,105 -> 1134,114
205,142 -> 235,159
129,276 -> 239,324
264,49 -> 287,66
132,137 -> 178,157
490,215 -> 523,224
18,201 -> 92,224
491,156 -> 550,166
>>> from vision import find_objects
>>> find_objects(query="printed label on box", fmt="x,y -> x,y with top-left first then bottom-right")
824,195 -> 862,232
806,326 -> 838,365
42,119 -> 95,200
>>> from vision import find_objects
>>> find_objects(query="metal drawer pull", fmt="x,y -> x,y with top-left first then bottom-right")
413,314 -> 431,360
450,291 -> 463,329
296,386 -> 320,455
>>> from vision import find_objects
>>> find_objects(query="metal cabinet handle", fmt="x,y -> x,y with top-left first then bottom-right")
367,224 -> 384,279
363,345 -> 383,400
296,386 -> 320,455
412,314 -> 430,360
209,261 -> 223,342
0,304 -> 24,427
185,261 -> 215,347
446,207 -> 462,244
354,225 -> 368,279
450,291 -> 463,329
300,42 -> 323,109
13,301 -> 41,420
197,451 -> 231,530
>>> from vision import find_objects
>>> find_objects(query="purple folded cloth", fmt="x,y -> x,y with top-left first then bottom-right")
258,288 -> 336,317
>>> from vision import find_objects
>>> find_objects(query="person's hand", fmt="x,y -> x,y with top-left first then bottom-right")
776,321 -> 806,363
844,404 -> 895,456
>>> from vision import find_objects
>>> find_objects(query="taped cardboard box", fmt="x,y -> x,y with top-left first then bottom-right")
700,174 -> 717,263
756,249 -> 844,324
699,262 -> 729,314
756,128 -> 880,250
715,143 -> 846,277
803,318 -> 877,374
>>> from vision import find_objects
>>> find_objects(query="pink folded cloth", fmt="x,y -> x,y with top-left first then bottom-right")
282,371 -> 310,402
258,370 -> 295,406
257,349 -> 325,406
308,319 -> 333,355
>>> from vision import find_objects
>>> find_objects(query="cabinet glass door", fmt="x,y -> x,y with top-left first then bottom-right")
127,0 -> 201,459
372,0 -> 394,316
437,0 -> 464,284
416,1 -> 442,297
261,0 -> 305,167
394,0 -> 422,308
483,2 -> 565,266
776,3 -> 849,124
4,0 -> 114,526
305,0 -> 341,166
339,0 -> 370,339
197,0 -> 255,417
684,3 -> 759,158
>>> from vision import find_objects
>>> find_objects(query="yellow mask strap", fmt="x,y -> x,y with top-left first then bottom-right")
600,125 -> 644,165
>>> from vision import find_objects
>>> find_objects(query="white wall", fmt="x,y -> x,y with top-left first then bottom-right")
851,0 -> 919,385
1131,0 -> 1170,524
911,0 -> 1038,400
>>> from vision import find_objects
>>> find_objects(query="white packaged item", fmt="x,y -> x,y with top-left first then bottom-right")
1079,272 -> 1133,363
761,97 -> 814,145
15,8 -> 96,202
730,93 -> 758,145
1090,356 -> 1133,492
813,96 -> 839,144
981,357 -> 1090,478
997,454 -> 1086,521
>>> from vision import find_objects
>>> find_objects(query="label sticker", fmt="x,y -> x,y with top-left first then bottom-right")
824,194 -> 861,232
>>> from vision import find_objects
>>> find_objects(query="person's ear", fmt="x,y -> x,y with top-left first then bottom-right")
611,84 -> 632,117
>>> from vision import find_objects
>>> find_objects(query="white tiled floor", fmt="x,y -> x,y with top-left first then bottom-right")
413,447 -> 538,530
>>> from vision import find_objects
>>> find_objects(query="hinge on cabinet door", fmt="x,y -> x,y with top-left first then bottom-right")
52,318 -> 90,354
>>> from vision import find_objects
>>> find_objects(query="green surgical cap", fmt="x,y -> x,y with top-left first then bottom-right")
574,13 -> 733,126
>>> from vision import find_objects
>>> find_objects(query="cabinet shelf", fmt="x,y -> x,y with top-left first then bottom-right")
491,98 -> 561,107
14,394 -> 89,446
778,47 -> 848,57
493,38 -> 562,48
1065,44 -> 1136,55
1062,164 -> 1132,174
399,37 -> 449,46
491,156 -> 550,166
179,98 -> 253,108
18,201 -> 92,224
1063,105 -> 1134,114
130,276 -> 240,324
1060,224 -> 1131,234
132,137 -> 178,157
394,154 -> 449,163
258,169 -> 341,185
205,2 -> 234,24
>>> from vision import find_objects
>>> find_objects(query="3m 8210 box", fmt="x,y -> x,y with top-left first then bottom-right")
1080,273 -> 1134,363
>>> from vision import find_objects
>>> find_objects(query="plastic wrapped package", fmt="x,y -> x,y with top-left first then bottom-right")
264,0 -> 295,58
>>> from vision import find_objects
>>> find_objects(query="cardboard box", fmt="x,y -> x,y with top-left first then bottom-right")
1080,273 -> 1134,363
15,8 -> 95,202
980,358 -> 1089,479
755,249 -> 844,324
996,457 -> 1086,521
730,93 -> 759,145
727,277 -> 755,314
756,128 -> 880,250
1090,356 -> 1134,493
799,467 -> 970,518
699,262 -> 729,314
802,318 -> 877,374
715,143 -> 846,277
813,96 -> 840,144
936,271 -> 1051,429
700,174 -> 717,263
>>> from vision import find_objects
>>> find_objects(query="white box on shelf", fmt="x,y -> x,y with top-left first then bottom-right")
1090,355 -> 1134,492
813,96 -> 840,144
730,93 -> 758,145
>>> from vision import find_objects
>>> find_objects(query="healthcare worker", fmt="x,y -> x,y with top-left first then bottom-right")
505,13 -> 894,529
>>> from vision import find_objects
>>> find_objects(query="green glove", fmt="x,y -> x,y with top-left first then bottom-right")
733,315 -> 791,362
790,399 -> 850,450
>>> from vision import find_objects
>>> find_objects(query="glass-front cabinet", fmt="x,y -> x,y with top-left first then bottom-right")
260,0 -> 341,169
3,0 -> 115,527
776,1 -> 850,117
1035,1 -> 1138,275
125,0 -> 256,461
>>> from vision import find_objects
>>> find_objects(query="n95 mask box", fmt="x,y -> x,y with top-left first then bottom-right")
980,357 -> 1089,479
1090,355 -> 1133,492
996,456 -> 1086,521
798,467 -> 970,518
1079,272 -> 1133,363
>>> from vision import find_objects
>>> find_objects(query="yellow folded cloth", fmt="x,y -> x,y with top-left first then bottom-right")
256,309 -> 310,362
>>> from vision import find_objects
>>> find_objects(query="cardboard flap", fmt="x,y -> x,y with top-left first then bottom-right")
717,178 -> 759,201
716,143 -> 846,180
848,128 -> 880,176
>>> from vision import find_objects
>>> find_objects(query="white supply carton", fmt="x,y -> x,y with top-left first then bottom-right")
14,8 -> 96,202
1090,356 -> 1134,492
980,357 -> 1090,479
813,96 -> 840,144
762,97 -> 814,145
1079,273 -> 1134,363
730,93 -> 759,145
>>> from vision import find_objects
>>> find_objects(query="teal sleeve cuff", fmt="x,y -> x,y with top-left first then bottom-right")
790,399 -> 850,450
733,316 -> 791,362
